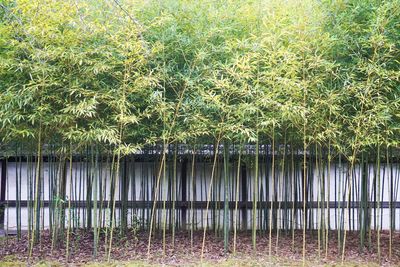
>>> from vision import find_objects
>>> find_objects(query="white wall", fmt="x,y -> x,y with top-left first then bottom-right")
3,160 -> 400,230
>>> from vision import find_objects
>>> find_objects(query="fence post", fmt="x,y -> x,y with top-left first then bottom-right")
181,157 -> 188,229
241,163 -> 247,230
0,159 -> 7,231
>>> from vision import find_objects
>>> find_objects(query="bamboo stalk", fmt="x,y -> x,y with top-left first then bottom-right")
29,124 -> 42,259
190,146 -> 196,250
66,145 -> 73,260
93,146 -> 99,257
253,139 -> 259,252
341,149 -> 357,264
233,142 -> 243,255
172,144 -> 177,248
376,140 -> 381,262
276,131 -> 286,254
325,138 -> 331,258
223,141 -> 229,253
269,126 -> 275,258
200,137 -> 221,261
107,147 -> 121,262
147,149 -> 166,257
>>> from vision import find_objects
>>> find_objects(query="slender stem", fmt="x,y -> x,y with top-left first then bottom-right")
233,142 -> 242,255
269,126 -> 275,258
66,145 -> 73,260
29,124 -> 42,259
252,138 -> 259,252
200,137 -> 221,261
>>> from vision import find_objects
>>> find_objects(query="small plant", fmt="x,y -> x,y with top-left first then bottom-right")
131,213 -> 141,244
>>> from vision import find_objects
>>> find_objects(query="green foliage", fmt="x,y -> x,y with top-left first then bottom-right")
0,0 -> 399,153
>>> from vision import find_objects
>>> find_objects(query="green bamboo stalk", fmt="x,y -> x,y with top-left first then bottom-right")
162,143 -> 167,255
104,152 -> 116,256
376,139 -> 381,262
78,157 -> 83,230
15,146 -> 21,240
200,137 -> 221,261
122,156 -> 130,235
252,139 -> 259,252
269,126 -> 275,259
341,149 -> 357,264
107,147 -> 121,262
66,145 -> 73,260
360,152 -> 367,251
48,146 -> 54,240
86,147 -> 92,230
93,146 -> 99,257
276,132 -> 286,253
325,138 -> 331,258
291,140 -> 295,251
387,146 -> 392,259
51,152 -> 63,252
223,141 -> 229,253
190,146 -> 196,250
29,124 -> 42,259
172,144 -> 177,248
233,142 -> 242,255
27,152 -> 32,251
316,145 -> 321,259
98,154 -> 108,236
320,146 -> 326,252
147,149 -> 166,257
337,154 -> 342,253
368,156 -> 373,250
302,122 -> 307,266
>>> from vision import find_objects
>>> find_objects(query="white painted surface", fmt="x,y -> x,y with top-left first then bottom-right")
3,160 -> 400,230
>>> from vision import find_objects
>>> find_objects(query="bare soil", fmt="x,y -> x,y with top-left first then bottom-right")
0,230 -> 399,266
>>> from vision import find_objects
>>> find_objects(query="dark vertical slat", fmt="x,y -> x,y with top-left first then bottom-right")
0,159 -> 7,229
241,163 -> 247,230
181,158 -> 187,229
121,157 -> 129,233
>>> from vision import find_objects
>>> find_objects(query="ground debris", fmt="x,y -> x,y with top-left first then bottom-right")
0,230 -> 399,266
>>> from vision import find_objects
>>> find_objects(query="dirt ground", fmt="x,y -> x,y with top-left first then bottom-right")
1,230 -> 399,266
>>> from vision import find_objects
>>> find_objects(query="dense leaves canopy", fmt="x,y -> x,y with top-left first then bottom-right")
0,0 -> 399,155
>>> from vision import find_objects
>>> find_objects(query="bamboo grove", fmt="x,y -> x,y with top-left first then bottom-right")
0,0 -> 400,264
